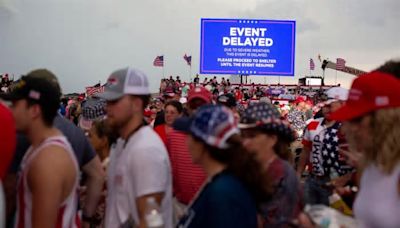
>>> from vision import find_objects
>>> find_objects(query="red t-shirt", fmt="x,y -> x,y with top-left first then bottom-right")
154,124 -> 168,147
234,91 -> 243,101
0,103 -> 16,180
167,130 -> 206,204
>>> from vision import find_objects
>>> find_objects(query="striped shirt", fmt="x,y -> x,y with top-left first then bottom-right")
15,136 -> 80,228
167,130 -> 206,204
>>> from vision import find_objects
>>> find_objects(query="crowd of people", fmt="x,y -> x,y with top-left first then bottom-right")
0,74 -> 14,93
0,60 -> 399,228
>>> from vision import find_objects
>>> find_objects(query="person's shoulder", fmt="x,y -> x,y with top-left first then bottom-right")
127,126 -> 168,154
31,143 -> 75,170
55,115 -> 85,137
279,159 -> 298,179
168,129 -> 187,139
205,172 -> 256,213
208,172 -> 248,197
133,126 -> 165,143
306,117 -> 324,131
154,124 -> 166,131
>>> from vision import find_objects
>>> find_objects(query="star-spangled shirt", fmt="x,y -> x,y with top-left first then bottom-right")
321,122 -> 353,176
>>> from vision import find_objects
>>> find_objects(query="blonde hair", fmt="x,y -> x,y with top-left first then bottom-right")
367,108 -> 400,174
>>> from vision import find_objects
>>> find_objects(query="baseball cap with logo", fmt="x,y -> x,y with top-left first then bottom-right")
329,71 -> 400,121
95,67 -> 150,101
173,105 -> 239,149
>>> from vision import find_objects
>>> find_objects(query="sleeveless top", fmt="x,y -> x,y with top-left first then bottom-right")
15,136 -> 80,228
353,164 -> 400,228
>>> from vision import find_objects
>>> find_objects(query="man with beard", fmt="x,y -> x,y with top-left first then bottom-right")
96,67 -> 172,228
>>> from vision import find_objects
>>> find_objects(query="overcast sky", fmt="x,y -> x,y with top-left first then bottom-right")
1,0 -> 399,93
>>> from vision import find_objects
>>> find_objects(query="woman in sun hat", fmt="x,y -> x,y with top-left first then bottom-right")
239,102 -> 302,227
174,105 -> 271,228
329,71 -> 400,228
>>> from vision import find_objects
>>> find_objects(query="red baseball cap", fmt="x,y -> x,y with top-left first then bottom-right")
0,103 -> 16,180
329,71 -> 400,121
188,86 -> 212,103
294,96 -> 306,104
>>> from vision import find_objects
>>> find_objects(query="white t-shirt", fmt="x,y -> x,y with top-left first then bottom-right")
302,117 -> 327,176
354,164 -> 400,228
105,126 -> 173,228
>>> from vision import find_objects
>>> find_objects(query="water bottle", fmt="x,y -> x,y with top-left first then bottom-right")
144,197 -> 164,228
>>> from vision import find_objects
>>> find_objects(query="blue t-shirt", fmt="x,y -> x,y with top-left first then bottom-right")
177,170 -> 257,228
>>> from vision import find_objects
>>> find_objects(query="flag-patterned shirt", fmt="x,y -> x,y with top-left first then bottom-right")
321,122 -> 353,176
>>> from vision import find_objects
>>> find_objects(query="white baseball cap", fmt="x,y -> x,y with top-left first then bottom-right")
325,87 -> 349,104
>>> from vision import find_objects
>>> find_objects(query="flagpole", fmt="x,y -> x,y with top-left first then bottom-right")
189,65 -> 192,83
163,55 -> 166,79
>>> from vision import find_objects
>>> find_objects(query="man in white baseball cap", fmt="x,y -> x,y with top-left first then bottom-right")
96,67 -> 173,228
325,87 -> 349,105
297,86 -> 353,206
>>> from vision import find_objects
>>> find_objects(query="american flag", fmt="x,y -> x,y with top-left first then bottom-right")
310,58 -> 315,70
86,85 -> 105,97
153,55 -> 164,67
336,58 -> 346,70
183,54 -> 192,66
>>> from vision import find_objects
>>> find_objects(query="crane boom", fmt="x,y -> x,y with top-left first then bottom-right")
322,60 -> 367,76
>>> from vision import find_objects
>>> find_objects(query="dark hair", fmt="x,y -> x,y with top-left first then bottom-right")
193,134 -> 273,205
258,128 -> 293,161
165,100 -> 183,114
92,119 -> 118,145
272,136 -> 292,161
26,98 -> 59,127
375,60 -> 400,79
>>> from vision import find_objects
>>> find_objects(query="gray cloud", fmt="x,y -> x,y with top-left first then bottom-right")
0,0 -> 399,93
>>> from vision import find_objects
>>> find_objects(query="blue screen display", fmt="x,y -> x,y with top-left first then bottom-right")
200,18 -> 296,76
